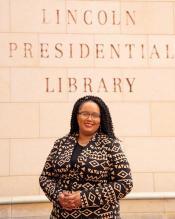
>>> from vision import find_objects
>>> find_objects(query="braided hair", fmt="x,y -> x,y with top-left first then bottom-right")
69,95 -> 117,139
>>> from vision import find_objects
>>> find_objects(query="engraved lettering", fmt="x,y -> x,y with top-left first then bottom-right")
24,43 -> 33,58
126,78 -> 135,92
56,10 -> 60,24
68,10 -> 77,24
68,78 -> 77,92
110,44 -> 120,58
126,10 -> 136,25
98,10 -> 107,25
125,44 -> 135,58
58,77 -> 62,92
112,10 -> 120,25
96,44 -> 104,58
41,9 -> 135,26
166,44 -> 174,59
97,78 -> 108,92
69,43 -> 73,58
44,76 -> 136,94
84,78 -> 92,92
41,43 -> 49,58
42,9 -> 50,24
84,10 -> 92,25
141,44 -> 145,59
55,43 -> 63,58
45,77 -> 55,92
113,78 -> 122,92
150,45 -> 160,59
80,44 -> 90,58
9,43 -> 18,57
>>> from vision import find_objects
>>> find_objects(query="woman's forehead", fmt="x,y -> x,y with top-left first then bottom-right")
79,101 -> 100,111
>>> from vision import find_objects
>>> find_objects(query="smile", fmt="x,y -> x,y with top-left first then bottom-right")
84,123 -> 94,128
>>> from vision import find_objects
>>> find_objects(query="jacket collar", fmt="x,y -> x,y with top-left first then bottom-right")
67,132 -> 107,147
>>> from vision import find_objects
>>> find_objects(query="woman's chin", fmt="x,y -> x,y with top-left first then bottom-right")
81,129 -> 97,136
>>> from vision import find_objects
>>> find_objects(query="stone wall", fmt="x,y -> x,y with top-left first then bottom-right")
0,0 -> 175,218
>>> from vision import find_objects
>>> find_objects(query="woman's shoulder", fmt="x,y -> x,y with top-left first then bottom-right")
53,133 -> 71,146
97,132 -> 120,144
54,133 -> 77,145
96,133 -> 122,153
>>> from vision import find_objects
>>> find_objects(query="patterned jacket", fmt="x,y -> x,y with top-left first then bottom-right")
39,132 -> 133,219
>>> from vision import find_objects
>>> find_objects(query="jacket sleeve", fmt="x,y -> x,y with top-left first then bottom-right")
80,140 -> 133,208
39,139 -> 62,204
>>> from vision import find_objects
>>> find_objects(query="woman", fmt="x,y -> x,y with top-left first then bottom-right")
39,95 -> 133,219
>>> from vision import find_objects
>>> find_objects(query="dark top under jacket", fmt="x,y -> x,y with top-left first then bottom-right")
70,143 -> 84,169
39,132 -> 133,219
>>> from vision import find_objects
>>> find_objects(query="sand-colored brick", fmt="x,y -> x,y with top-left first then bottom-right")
39,34 -> 94,67
10,138 -> 55,175
154,173 -> 175,192
0,140 -> 10,176
94,35 -> 147,67
11,0 -> 66,33
0,176 -> 39,197
121,213 -> 164,219
148,35 -> 175,67
11,68 -> 68,102
120,199 -> 165,213
0,68 -> 10,102
67,1 -> 120,33
0,204 -> 11,218
122,69 -> 175,101
109,103 -> 151,137
151,103 -> 175,136
12,203 -> 51,217
0,103 -> 39,138
132,172 -> 154,192
0,33 -> 38,67
40,103 -> 73,138
124,137 -> 175,172
0,0 -> 10,32
165,200 -> 175,212
121,2 -> 173,34
67,68 -> 123,102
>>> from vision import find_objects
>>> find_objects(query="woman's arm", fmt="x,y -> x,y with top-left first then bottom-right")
39,139 -> 62,204
80,140 -> 133,208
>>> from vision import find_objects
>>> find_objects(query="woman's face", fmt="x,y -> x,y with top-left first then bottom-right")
77,101 -> 101,136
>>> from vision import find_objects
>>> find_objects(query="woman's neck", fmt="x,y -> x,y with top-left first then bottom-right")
78,133 -> 94,145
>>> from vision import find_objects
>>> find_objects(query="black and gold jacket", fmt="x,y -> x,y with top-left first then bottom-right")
39,132 -> 133,219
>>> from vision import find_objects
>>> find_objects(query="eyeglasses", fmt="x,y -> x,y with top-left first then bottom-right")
78,111 -> 101,120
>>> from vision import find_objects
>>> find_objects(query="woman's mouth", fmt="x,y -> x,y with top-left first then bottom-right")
84,123 -> 94,128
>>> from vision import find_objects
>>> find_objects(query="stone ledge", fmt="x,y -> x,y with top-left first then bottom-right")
0,197 -> 175,219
